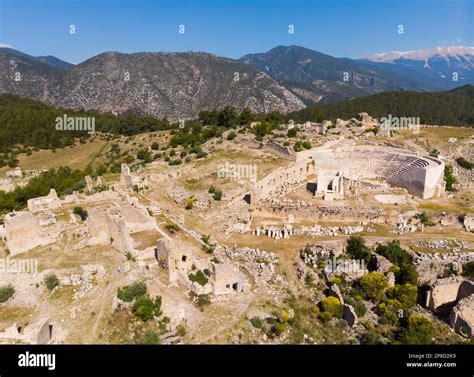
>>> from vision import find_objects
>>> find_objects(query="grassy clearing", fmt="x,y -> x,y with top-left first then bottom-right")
0,306 -> 35,331
1,139 -> 108,173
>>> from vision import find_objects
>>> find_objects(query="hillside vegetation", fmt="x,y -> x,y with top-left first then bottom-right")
289,86 -> 474,126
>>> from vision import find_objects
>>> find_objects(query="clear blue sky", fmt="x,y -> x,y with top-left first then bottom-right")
0,0 -> 472,64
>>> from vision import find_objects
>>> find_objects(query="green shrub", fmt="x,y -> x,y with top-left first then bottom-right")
212,188 -> 222,201
429,149 -> 440,158
343,295 -> 366,317
462,261 -> 474,278
396,264 -> 419,285
287,128 -> 298,137
377,299 -> 402,325
273,322 -> 286,336
196,151 -> 208,159
190,292 -> 211,311
375,240 -> 418,285
293,141 -> 303,152
177,324 -> 186,337
346,235 -> 372,264
169,159 -> 182,166
125,251 -> 136,262
136,149 -> 152,163
185,197 -> 195,210
359,272 -> 388,301
188,270 -> 209,286
250,316 -> 265,329
390,283 -> 418,309
136,330 -> 160,344
321,296 -> 343,318
456,157 -> 473,170
117,282 -> 147,302
0,285 -> 15,303
418,212 -> 434,226
444,165 -> 457,191
132,295 -> 162,321
73,206 -> 88,220
359,327 -> 382,344
400,315 -> 435,344
375,240 -> 410,266
165,222 -> 180,233
44,273 -> 60,291
301,140 -> 311,149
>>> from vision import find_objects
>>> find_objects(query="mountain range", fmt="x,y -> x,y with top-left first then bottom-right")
1,45 -> 473,119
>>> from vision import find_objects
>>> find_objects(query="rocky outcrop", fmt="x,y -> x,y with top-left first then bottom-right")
343,304 -> 358,327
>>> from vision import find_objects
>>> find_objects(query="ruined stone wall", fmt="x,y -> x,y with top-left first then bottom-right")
27,189 -> 62,213
87,205 -> 154,253
86,208 -> 110,245
4,212 -> 57,255
155,238 -> 178,284
262,141 -> 295,160
250,159 -> 315,205
212,262 -> 244,295
449,295 -> 474,338
426,277 -> 474,311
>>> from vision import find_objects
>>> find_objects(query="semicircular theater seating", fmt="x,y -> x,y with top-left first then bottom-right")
317,146 -> 445,199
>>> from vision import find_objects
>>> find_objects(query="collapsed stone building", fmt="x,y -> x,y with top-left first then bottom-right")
2,211 -> 59,255
0,318 -> 54,344
85,175 -> 104,192
27,189 -> 62,213
120,163 -> 148,189
87,204 -> 159,256
425,277 -> 474,337
154,238 -> 245,296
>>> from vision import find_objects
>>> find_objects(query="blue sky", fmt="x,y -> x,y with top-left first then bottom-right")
0,0 -> 472,64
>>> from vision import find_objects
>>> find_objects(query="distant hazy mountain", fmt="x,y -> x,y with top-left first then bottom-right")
360,46 -> 474,90
0,49 -> 305,119
363,46 -> 474,63
0,47 -> 73,68
239,45 -> 449,105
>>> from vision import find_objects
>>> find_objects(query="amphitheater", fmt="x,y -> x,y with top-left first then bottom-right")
314,145 -> 445,199
249,143 -> 445,205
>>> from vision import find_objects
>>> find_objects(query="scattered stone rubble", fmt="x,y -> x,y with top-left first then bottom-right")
60,265 -> 106,300
418,239 -> 471,252
391,217 -> 418,234
225,247 -> 279,284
